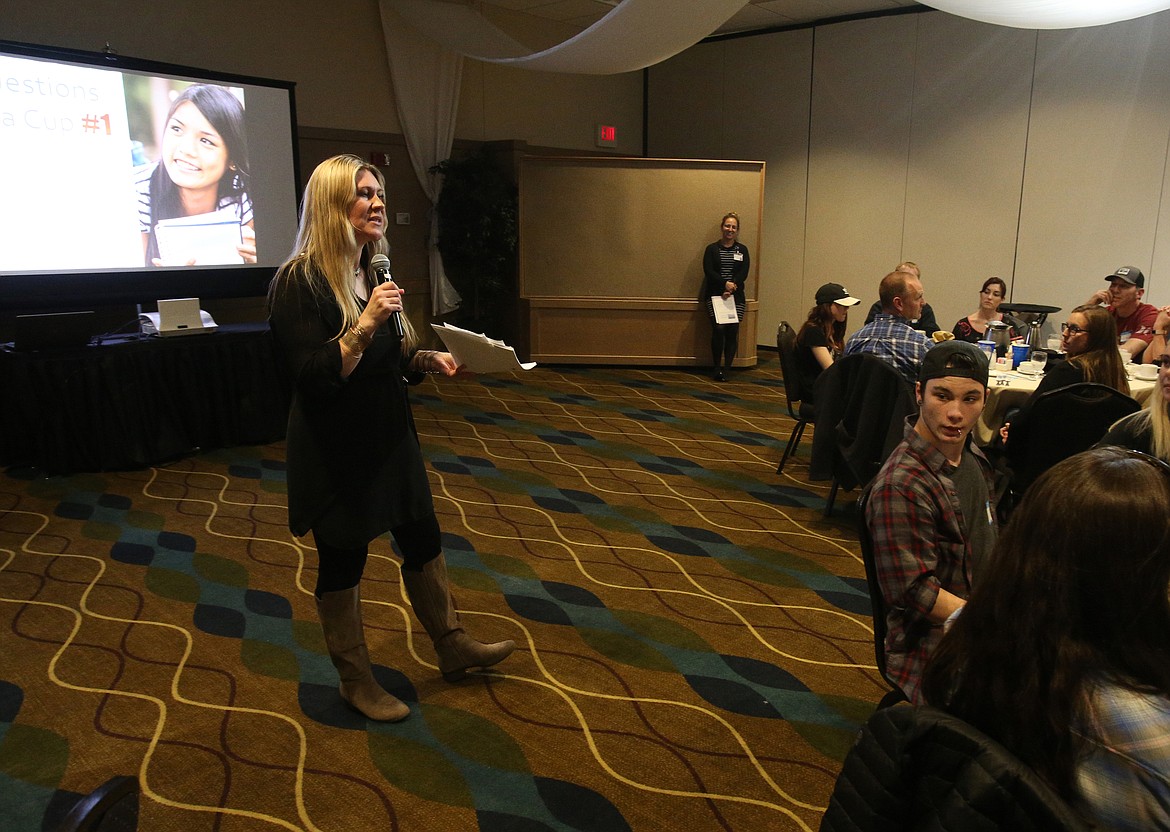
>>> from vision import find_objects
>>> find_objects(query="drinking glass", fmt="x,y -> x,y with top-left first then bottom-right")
1030,349 -> 1048,374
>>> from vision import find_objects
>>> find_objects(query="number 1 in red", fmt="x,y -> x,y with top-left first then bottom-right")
100,114 -> 110,135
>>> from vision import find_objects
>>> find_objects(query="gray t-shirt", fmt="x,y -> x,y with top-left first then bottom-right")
952,448 -> 996,576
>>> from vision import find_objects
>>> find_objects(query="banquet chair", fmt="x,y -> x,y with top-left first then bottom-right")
808,354 -> 917,516
55,775 -> 139,832
819,705 -> 1090,832
856,485 -> 907,710
1006,382 -> 1139,499
776,321 -> 816,474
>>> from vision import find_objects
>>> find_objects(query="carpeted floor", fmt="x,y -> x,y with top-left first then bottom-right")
0,357 -> 883,831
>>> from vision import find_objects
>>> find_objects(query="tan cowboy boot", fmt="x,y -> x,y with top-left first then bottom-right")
316,586 -> 410,721
401,555 -> 516,682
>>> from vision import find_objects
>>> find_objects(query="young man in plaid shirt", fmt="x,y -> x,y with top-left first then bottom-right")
865,340 -> 997,703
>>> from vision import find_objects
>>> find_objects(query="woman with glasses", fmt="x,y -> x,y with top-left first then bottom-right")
999,306 -> 1130,457
922,446 -> 1170,830
1100,347 -> 1170,463
951,277 -> 1022,343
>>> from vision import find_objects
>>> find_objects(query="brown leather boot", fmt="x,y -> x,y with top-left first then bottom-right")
316,586 -> 410,721
401,555 -> 516,682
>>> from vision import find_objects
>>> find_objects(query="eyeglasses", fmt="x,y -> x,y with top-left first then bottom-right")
1149,355 -> 1170,369
1060,322 -> 1086,335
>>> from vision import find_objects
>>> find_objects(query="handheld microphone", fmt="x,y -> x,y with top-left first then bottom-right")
369,252 -> 404,337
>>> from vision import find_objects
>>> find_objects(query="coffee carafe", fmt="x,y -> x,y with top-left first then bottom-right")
987,320 -> 1012,357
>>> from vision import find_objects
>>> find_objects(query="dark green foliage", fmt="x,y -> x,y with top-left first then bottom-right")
430,147 -> 518,331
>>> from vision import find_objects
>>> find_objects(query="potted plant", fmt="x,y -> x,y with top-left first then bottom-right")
430,147 -> 518,336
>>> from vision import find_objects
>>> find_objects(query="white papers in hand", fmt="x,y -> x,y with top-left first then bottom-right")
431,323 -> 536,373
711,295 -> 739,324
155,207 -> 243,265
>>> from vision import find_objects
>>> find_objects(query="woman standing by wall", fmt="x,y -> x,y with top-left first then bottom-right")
702,212 -> 749,381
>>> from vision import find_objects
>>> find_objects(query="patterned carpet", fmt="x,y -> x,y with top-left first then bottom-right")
0,357 -> 883,831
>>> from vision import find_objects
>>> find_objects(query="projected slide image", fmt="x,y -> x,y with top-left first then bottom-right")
127,78 -> 254,267
0,49 -> 296,277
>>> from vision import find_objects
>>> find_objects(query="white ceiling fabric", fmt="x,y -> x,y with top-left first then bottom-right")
920,0 -> 1170,29
386,0 -> 750,74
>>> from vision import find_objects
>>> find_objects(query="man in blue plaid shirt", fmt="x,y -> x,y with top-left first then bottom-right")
844,271 -> 932,384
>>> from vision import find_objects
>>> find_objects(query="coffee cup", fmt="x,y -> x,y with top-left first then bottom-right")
1011,343 -> 1029,368
1136,363 -> 1159,381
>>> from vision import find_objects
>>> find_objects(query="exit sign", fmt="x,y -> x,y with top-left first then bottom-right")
595,124 -> 617,148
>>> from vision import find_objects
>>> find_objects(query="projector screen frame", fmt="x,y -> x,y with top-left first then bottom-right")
0,39 -> 301,314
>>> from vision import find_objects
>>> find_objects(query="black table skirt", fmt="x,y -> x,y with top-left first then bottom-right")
1,323 -> 289,474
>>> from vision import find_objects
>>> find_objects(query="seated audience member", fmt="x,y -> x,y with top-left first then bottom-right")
922,446 -> 1170,830
845,270 -> 933,384
1141,305 -> 1170,366
793,282 -> 861,401
1083,265 -> 1158,360
866,340 -> 995,704
1100,348 -> 1170,462
952,276 -> 1022,343
864,261 -> 940,336
1001,305 -> 1129,448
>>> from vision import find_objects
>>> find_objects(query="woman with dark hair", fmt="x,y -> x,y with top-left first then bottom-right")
267,154 -> 514,723
793,282 -> 861,400
702,212 -> 749,381
1001,305 -> 1130,448
135,84 -> 254,266
952,276 -> 1022,343
922,446 -> 1170,829
1030,304 -> 1129,397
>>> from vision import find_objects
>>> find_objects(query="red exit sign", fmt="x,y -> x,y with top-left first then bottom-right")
596,124 -> 617,148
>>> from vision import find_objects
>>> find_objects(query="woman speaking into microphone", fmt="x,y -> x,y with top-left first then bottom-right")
268,154 -> 514,722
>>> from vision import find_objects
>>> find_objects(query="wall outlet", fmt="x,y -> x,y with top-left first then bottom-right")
395,213 -> 411,225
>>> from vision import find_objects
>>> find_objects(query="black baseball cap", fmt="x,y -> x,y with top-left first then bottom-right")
815,282 -> 861,306
1106,266 -> 1145,288
918,340 -> 989,387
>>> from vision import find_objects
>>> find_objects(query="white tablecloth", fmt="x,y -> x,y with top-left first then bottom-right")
975,367 -> 1155,445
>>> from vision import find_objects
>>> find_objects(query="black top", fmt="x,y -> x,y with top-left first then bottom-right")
268,263 -> 432,546
794,323 -> 834,402
702,240 -> 749,305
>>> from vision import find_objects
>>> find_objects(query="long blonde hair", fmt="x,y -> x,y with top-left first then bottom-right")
270,154 -> 416,350
1137,376 -> 1170,462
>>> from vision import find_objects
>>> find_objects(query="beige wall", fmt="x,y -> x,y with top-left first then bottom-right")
4,0 -> 643,152
649,9 -> 1170,346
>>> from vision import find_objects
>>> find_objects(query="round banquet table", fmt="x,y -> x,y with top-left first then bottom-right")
976,365 -> 1156,446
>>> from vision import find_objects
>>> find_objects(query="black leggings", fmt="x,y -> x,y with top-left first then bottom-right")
711,323 -> 739,369
312,514 -> 442,596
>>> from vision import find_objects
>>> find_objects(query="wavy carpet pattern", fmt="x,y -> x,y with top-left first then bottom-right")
0,360 -> 882,831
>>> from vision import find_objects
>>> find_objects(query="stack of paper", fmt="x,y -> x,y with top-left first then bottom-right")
431,323 -> 536,373
155,207 -> 243,265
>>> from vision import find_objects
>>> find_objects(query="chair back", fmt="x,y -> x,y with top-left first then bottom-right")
1009,382 -> 1139,495
809,353 -> 917,490
776,321 -> 803,419
820,705 -> 1090,831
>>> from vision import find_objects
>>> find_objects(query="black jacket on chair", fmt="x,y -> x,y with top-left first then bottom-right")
809,354 -> 917,490
820,705 -> 1090,832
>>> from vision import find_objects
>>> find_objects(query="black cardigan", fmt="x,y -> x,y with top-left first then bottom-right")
268,263 -> 432,546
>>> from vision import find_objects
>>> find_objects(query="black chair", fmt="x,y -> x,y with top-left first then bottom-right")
775,321 -> 816,474
55,775 -> 139,832
808,354 -> 918,516
856,485 -> 907,710
819,705 -> 1090,831
1006,382 -> 1139,499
